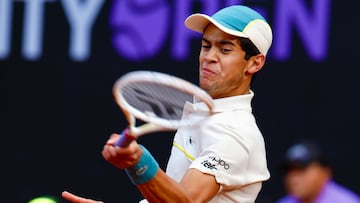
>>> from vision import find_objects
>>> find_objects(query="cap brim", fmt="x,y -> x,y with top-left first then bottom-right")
185,14 -> 248,38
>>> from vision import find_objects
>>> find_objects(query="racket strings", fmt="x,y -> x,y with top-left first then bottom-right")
122,82 -> 193,120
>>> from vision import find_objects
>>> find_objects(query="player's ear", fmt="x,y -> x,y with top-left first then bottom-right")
246,54 -> 265,74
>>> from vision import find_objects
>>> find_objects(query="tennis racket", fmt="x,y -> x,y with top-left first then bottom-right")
112,70 -> 214,147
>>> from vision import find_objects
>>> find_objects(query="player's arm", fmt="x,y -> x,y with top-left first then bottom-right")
137,168 -> 219,203
103,134 -> 220,202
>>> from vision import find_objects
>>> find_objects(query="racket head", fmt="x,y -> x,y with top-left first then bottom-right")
113,71 -> 214,131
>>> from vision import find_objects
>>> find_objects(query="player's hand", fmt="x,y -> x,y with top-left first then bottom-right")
61,191 -> 103,203
101,133 -> 143,169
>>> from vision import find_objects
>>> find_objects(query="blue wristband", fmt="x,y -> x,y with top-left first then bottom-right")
125,145 -> 159,185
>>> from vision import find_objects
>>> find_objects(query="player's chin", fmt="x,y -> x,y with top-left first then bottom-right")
199,79 -> 210,90
199,81 -> 215,95
199,74 -> 214,84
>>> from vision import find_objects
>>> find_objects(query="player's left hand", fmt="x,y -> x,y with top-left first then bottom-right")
62,191 -> 103,203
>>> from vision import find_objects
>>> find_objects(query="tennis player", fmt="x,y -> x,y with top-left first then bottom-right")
62,4 -> 273,203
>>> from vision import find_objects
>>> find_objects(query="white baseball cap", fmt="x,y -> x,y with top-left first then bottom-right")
185,5 -> 273,55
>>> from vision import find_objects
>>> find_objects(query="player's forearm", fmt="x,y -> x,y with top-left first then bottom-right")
124,145 -> 191,202
137,169 -> 191,203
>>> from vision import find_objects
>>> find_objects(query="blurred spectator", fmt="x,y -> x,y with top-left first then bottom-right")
276,140 -> 360,203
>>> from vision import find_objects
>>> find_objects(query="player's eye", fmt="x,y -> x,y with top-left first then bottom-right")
220,47 -> 232,54
201,45 -> 211,50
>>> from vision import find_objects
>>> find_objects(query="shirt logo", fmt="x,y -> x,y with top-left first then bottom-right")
201,160 -> 218,170
201,154 -> 230,170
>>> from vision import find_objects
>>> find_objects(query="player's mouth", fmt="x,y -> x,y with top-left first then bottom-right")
200,64 -> 220,77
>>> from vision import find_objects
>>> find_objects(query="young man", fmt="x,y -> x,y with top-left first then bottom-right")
276,140 -> 360,203
62,5 -> 272,203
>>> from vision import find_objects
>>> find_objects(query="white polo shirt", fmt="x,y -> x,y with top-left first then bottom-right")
166,91 -> 270,203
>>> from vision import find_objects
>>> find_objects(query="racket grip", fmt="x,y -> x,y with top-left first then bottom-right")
115,128 -> 135,147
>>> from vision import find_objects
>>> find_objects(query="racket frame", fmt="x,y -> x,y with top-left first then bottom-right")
112,70 -> 214,142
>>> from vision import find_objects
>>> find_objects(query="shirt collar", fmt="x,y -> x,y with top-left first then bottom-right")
193,90 -> 254,113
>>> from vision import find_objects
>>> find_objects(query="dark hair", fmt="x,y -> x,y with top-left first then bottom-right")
238,37 -> 261,84
238,37 -> 260,60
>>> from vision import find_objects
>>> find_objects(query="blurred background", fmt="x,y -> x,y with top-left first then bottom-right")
2,0 -> 359,202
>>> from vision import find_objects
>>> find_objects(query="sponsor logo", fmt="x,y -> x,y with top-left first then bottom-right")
201,154 -> 230,170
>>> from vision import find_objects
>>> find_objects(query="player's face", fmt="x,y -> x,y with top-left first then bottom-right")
199,24 -> 252,99
284,163 -> 331,201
